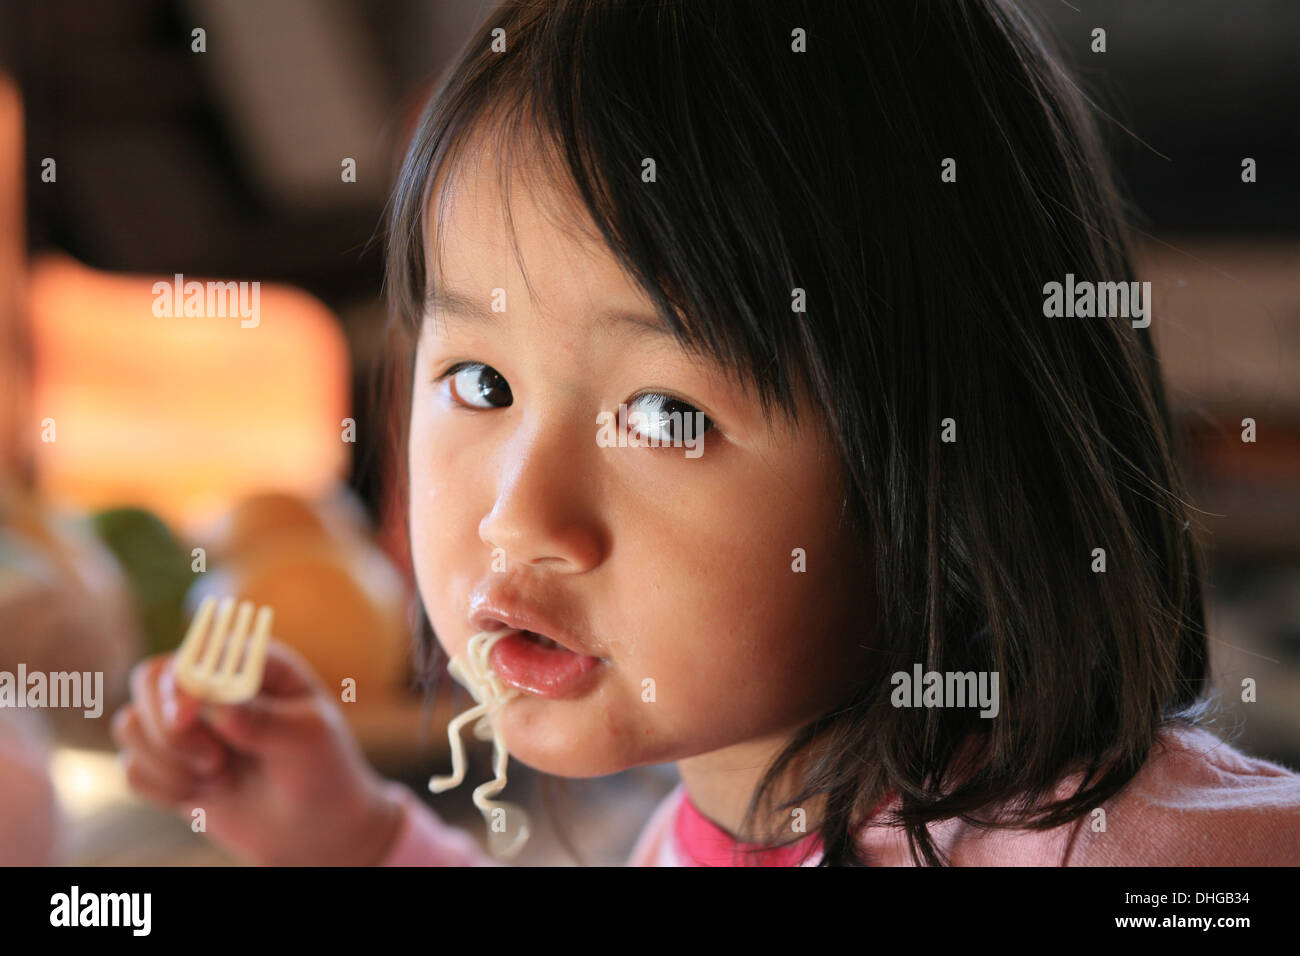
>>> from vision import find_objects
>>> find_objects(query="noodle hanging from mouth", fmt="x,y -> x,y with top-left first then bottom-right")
428,630 -> 531,859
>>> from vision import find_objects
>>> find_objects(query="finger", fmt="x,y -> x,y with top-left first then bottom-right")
130,655 -> 179,745
254,640 -> 327,699
126,662 -> 227,775
158,659 -> 230,764
111,706 -> 218,786
119,750 -> 203,807
206,695 -> 327,757
159,657 -> 204,731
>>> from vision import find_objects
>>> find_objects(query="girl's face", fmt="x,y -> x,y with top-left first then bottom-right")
409,142 -> 873,778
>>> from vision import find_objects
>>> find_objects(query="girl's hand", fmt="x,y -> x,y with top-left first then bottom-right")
111,641 -> 404,866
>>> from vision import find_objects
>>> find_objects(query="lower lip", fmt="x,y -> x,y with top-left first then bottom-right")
488,630 -> 605,699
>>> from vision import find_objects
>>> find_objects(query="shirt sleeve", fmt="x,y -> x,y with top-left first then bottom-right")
856,725 -> 1300,866
377,781 -> 505,867
1062,727 -> 1300,866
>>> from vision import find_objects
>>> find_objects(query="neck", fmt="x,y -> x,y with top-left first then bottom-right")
675,730 -> 822,843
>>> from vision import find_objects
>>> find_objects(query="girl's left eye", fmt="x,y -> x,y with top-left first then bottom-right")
623,392 -> 715,443
441,362 -> 512,409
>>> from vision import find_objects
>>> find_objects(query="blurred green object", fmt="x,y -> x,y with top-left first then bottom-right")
89,507 -> 192,656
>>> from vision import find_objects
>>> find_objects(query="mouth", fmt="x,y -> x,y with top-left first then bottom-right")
486,628 -> 606,699
519,629 -> 562,650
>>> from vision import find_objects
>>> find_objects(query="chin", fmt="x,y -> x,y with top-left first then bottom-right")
493,699 -> 632,779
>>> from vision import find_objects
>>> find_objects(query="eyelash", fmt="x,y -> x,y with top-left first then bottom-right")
433,361 -> 717,436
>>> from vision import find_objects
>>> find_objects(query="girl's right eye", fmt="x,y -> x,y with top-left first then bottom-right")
441,362 -> 512,409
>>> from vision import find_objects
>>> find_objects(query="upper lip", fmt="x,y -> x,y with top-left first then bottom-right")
469,596 -> 601,659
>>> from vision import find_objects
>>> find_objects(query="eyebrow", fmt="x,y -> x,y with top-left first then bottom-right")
423,285 -> 674,340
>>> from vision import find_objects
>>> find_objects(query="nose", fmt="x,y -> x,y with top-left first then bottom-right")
478,426 -> 605,573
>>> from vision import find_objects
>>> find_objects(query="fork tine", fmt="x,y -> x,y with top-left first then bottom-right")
216,600 -> 255,681
196,597 -> 236,679
224,605 -> 273,703
176,596 -> 217,678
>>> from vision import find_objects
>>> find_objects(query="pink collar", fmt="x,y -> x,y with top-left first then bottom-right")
673,788 -> 823,866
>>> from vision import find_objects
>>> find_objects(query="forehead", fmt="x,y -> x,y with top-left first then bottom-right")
424,126 -> 647,321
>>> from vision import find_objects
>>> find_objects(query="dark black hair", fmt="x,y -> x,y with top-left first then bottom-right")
382,0 -> 1216,866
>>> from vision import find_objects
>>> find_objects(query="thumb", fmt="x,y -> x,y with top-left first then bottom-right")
206,696 -> 322,757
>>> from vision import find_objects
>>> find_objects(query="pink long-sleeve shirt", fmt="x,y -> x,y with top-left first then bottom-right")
379,724 -> 1300,866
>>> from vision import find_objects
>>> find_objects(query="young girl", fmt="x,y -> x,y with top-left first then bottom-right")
114,0 -> 1300,866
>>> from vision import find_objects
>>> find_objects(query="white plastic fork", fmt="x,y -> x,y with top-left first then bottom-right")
174,595 -> 273,706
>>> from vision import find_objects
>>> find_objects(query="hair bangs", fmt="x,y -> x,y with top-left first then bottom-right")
384,3 -> 821,426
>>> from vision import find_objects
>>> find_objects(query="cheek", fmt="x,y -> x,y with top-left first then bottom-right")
406,406 -> 440,588
407,402 -> 481,651
620,466 -> 863,732
408,388 -> 476,533
706,472 -> 863,708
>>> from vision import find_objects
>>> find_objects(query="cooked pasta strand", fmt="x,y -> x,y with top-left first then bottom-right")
427,630 -> 531,859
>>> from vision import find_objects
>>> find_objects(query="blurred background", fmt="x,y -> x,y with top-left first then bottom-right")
0,0 -> 1296,865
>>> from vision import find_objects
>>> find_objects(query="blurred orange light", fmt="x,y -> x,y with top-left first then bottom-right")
28,254 -> 351,535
